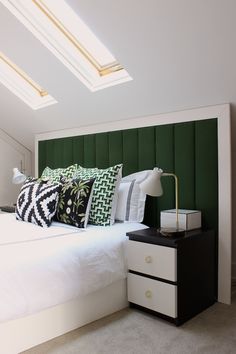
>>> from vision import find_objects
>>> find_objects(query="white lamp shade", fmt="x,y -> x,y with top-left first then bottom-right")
12,168 -> 26,184
140,167 -> 163,196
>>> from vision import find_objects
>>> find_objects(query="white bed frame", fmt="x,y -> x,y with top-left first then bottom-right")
0,279 -> 128,354
1,104 -> 229,354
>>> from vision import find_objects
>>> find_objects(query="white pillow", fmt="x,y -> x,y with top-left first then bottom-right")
110,166 -> 122,224
115,170 -> 152,222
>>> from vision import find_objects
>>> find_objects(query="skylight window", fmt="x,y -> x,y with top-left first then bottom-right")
1,0 -> 132,91
0,52 -> 57,109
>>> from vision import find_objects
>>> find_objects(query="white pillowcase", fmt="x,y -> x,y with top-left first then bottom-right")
115,170 -> 152,223
110,166 -> 122,224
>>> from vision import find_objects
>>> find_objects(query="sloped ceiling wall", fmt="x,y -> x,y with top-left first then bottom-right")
0,0 -> 236,151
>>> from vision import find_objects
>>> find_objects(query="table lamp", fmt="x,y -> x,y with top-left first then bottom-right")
140,167 -> 184,237
12,167 -> 27,184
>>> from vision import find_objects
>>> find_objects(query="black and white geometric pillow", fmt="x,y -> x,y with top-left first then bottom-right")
56,178 -> 95,228
16,178 -> 61,227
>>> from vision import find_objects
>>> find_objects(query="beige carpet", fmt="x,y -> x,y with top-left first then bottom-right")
23,292 -> 236,354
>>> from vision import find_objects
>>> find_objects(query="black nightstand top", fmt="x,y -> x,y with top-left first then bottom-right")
127,227 -> 210,248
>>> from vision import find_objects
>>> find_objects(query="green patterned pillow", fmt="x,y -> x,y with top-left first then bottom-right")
74,164 -> 123,226
41,164 -> 77,183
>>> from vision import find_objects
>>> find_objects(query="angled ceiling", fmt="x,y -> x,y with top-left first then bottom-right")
0,0 -> 236,151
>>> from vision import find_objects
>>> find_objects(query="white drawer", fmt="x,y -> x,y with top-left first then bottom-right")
127,240 -> 177,282
128,273 -> 177,318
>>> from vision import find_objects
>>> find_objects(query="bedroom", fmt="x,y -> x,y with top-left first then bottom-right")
0,0 -> 234,353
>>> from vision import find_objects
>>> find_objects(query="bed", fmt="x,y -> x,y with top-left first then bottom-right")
0,104 -> 231,353
36,104 -> 232,307
0,213 -> 147,353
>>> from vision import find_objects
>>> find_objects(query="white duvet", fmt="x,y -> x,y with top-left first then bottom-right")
0,214 -> 146,323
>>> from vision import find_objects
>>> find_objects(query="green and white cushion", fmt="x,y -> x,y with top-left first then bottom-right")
41,164 -> 77,184
74,164 -> 123,226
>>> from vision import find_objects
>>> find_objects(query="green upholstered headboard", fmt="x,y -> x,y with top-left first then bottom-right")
38,118 -> 218,232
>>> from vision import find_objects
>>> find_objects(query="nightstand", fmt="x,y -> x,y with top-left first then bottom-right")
126,228 -> 216,325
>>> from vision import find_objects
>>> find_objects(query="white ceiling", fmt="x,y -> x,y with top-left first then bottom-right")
0,0 -> 236,151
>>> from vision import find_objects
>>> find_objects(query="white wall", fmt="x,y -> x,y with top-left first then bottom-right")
231,107 -> 236,281
0,129 -> 31,206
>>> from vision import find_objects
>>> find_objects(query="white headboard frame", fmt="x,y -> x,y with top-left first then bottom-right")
35,103 -> 232,305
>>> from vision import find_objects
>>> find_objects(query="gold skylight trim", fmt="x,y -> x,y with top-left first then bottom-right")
1,0 -> 132,92
0,52 -> 48,97
32,0 -> 123,77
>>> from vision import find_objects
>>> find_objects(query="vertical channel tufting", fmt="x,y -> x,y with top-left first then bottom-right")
139,127 -> 156,227
38,119 -> 218,232
138,127 -> 155,171
83,134 -> 96,167
62,138 -> 73,167
45,139 -> 55,168
72,136 -> 84,166
174,122 -> 195,209
50,138 -> 61,168
195,119 -> 218,232
122,129 -> 139,176
95,133 -> 109,168
108,131 -> 123,167
38,141 -> 46,175
155,124 -> 175,214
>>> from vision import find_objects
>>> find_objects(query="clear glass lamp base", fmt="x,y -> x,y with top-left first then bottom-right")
159,227 -> 185,237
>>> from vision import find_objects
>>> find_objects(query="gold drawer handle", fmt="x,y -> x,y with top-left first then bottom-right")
145,290 -> 152,298
145,255 -> 152,263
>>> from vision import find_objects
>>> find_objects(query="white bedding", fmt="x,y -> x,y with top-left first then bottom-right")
0,214 -> 84,245
0,214 -> 147,323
